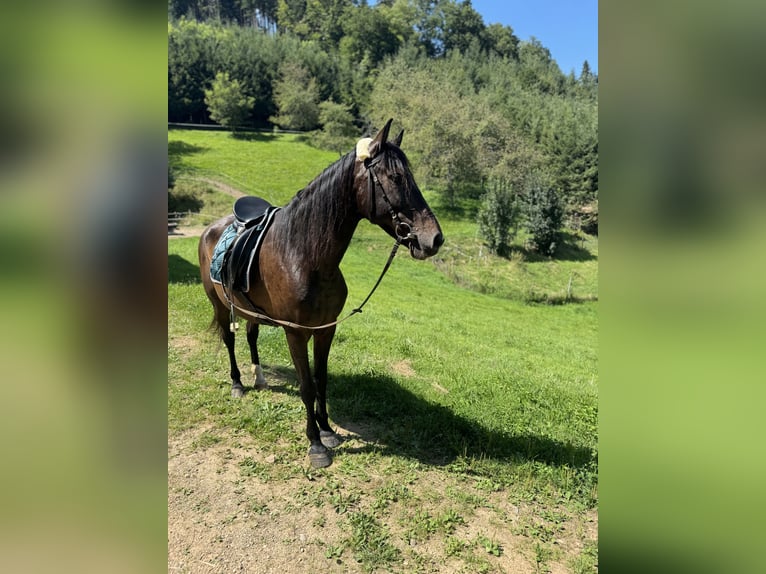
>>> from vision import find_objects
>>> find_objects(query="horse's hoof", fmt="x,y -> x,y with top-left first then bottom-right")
320,431 -> 342,449
309,452 -> 332,468
308,446 -> 332,468
231,386 -> 245,398
254,382 -> 269,391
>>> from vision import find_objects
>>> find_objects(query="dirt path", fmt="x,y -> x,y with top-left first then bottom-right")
169,226 -> 207,238
169,177 -> 245,238
193,177 -> 247,199
168,421 -> 597,574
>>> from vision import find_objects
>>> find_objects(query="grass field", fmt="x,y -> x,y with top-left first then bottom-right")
168,128 -> 598,573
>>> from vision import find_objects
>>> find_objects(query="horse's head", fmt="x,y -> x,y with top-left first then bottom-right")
356,119 -> 443,260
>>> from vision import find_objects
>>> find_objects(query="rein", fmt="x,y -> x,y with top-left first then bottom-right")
225,155 -> 412,332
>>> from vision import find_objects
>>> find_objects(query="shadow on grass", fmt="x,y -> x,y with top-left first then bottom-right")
168,254 -> 201,284
169,189 -> 204,213
231,131 -> 272,142
230,359 -> 594,471
328,372 -> 594,471
168,140 -> 208,169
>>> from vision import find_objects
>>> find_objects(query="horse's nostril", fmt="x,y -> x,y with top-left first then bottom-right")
433,232 -> 444,249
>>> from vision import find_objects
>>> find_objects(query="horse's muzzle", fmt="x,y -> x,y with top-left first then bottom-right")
408,230 -> 443,260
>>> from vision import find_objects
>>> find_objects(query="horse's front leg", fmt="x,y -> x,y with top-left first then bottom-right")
313,326 -> 341,449
285,328 -> 331,468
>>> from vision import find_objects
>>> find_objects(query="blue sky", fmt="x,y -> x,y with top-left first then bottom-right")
468,0 -> 598,76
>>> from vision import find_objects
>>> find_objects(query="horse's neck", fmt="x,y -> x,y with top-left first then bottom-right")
278,166 -> 361,271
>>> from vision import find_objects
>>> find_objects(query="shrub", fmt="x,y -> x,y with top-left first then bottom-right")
477,179 -> 519,256
524,180 -> 563,256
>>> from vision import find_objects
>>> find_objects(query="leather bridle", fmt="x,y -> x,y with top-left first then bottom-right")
364,154 -> 415,243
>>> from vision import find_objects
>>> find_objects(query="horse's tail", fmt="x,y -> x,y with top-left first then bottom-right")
198,218 -> 232,342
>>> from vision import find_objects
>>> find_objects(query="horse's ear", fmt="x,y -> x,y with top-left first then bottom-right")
369,118 -> 393,157
392,129 -> 404,147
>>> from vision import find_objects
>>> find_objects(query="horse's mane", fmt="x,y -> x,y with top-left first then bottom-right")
273,150 -> 358,267
273,143 -> 414,268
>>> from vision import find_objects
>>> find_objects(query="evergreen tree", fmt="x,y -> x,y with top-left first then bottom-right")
524,179 -> 563,256
477,179 -> 518,256
518,37 -> 565,95
168,19 -> 223,123
580,60 -> 593,83
577,60 -> 598,99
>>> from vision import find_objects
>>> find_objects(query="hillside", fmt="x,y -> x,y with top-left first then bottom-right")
169,128 -> 598,303
168,129 -> 598,573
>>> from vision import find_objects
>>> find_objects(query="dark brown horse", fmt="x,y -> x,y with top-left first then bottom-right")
198,119 -> 443,468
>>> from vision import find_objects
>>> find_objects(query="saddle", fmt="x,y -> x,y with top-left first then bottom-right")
233,196 -> 272,227
212,196 -> 280,294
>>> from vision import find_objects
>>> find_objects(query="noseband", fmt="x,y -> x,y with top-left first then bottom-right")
364,155 -> 414,242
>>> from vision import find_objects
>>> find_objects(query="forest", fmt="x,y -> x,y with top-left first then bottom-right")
168,0 -> 598,251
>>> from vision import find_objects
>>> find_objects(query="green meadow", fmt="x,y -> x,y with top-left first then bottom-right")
168,128 -> 598,573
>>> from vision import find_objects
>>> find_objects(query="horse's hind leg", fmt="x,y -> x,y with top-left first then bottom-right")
199,229 -> 243,398
207,295 -> 245,398
222,326 -> 245,398
246,321 -> 268,390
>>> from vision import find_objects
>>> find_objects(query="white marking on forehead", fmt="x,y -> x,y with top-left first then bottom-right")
356,137 -> 373,161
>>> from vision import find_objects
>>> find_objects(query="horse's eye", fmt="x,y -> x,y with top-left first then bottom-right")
392,173 -> 403,185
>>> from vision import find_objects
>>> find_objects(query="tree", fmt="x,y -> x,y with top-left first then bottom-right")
580,60 -> 594,83
379,0 -> 417,46
484,23 -> 518,59
276,0 -> 308,35
302,0 -> 352,50
237,0 -> 279,29
412,0 -> 445,57
524,179 -> 563,256
269,61 -> 320,130
518,37 -> 565,95
204,71 -> 255,130
577,60 -> 598,100
168,19 -> 224,123
313,100 -> 358,155
539,98 -> 598,210
442,0 -> 485,55
340,2 -> 401,69
477,179 -> 519,256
